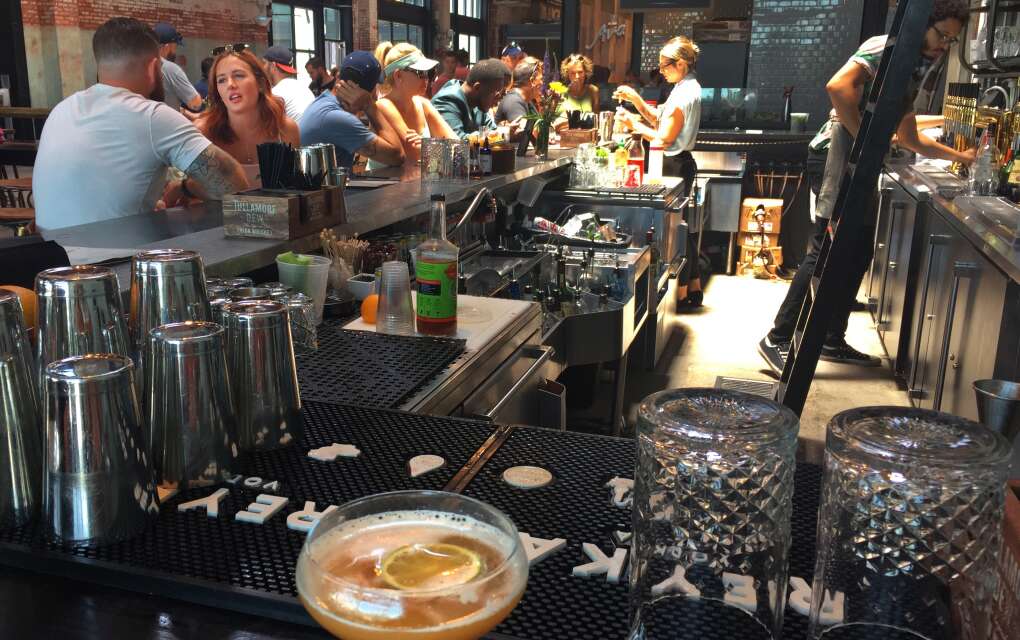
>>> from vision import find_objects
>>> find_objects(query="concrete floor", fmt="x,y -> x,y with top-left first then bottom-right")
620,273 -> 909,463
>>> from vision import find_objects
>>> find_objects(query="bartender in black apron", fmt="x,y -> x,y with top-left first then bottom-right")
613,36 -> 703,306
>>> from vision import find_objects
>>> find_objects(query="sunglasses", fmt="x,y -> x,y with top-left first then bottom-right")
212,43 -> 251,56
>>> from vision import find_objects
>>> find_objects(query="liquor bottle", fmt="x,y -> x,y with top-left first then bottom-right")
647,138 -> 664,184
613,142 -> 629,187
415,194 -> 458,336
626,133 -> 645,187
480,137 -> 493,175
970,127 -> 999,196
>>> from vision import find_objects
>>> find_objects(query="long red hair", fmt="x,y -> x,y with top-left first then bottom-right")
198,50 -> 286,145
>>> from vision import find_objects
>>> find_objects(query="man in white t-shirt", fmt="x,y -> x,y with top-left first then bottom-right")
153,22 -> 202,113
263,46 -> 315,123
33,17 -> 248,231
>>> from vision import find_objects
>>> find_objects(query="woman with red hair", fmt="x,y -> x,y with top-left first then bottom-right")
171,49 -> 299,198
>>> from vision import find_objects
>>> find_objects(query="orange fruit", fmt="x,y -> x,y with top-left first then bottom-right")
0,285 -> 36,329
360,293 -> 379,324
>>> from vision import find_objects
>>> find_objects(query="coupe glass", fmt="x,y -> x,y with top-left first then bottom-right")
296,490 -> 529,640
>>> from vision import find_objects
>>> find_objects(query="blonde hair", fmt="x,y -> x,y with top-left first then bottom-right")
374,41 -> 394,67
560,53 -> 593,83
661,36 -> 699,66
381,42 -> 424,88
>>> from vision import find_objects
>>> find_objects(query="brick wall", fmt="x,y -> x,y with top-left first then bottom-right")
352,0 -> 378,52
746,0 -> 865,129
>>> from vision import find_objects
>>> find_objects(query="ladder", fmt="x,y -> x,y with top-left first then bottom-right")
776,0 -> 935,415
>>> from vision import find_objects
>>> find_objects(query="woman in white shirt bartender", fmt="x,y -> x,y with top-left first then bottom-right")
613,36 -> 703,307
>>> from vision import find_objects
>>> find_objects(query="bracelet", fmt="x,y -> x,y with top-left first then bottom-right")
180,177 -> 195,199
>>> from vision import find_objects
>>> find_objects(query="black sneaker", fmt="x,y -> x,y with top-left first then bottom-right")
758,337 -> 789,376
820,341 -> 881,367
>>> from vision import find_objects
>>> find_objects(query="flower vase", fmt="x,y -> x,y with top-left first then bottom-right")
535,121 -> 550,159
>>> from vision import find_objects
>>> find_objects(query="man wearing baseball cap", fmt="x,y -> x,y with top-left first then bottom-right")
500,42 -> 525,72
262,46 -> 314,123
300,51 -> 404,168
153,22 -> 202,112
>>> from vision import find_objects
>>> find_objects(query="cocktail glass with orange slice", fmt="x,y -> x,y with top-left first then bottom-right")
296,490 -> 529,640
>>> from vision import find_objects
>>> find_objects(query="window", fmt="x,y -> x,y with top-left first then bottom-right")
450,0 -> 484,61
270,3 -> 352,84
393,0 -> 425,6
458,34 -> 480,63
272,3 -> 317,86
452,0 -> 482,19
378,20 -> 424,50
323,6 -> 346,71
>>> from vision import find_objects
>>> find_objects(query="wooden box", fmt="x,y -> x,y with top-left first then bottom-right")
739,243 -> 782,268
222,185 -> 345,240
740,232 -> 780,248
740,197 -> 783,234
991,484 -> 1020,636
558,128 -> 597,148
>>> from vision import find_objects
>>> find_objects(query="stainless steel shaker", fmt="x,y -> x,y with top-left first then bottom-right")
35,266 -> 132,392
42,354 -> 159,546
130,249 -> 212,399
221,301 -> 302,450
0,290 -> 41,528
147,322 -> 239,489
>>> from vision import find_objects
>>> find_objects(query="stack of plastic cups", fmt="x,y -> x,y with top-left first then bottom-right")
376,261 -> 415,336
276,254 -> 331,326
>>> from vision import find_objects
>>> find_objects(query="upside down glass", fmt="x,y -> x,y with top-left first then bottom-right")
296,490 -> 529,640
810,407 -> 1011,640
631,388 -> 799,639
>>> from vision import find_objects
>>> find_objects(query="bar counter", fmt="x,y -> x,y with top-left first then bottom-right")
42,155 -> 572,290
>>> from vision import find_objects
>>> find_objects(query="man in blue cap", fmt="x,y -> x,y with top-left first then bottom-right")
299,51 -> 404,168
153,22 -> 202,113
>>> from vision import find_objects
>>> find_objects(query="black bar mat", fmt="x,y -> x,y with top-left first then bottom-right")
0,402 -> 497,624
460,425 -> 824,640
296,323 -> 465,408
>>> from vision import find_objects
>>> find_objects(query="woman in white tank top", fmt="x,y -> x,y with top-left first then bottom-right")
369,43 -> 457,170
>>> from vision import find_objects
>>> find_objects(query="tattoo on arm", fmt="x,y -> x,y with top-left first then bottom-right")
185,145 -> 247,199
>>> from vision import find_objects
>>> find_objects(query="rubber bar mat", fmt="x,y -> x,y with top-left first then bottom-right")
0,402 -> 497,623
461,425 -> 826,640
296,323 -> 465,408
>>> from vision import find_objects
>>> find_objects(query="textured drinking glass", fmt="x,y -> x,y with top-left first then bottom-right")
631,388 -> 799,639
282,293 -> 317,352
810,407 -> 1012,640
376,261 -> 415,336
421,138 -> 449,183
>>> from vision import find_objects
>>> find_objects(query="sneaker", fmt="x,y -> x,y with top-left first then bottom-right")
758,337 -> 789,376
820,341 -> 881,367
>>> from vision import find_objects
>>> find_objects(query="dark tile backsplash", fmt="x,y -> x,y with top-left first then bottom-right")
746,0 -> 865,129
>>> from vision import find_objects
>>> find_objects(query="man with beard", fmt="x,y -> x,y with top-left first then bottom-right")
154,22 -> 202,112
306,56 -> 334,96
33,17 -> 247,230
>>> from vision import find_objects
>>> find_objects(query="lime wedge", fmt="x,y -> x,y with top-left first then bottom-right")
277,251 -> 312,266
379,543 -> 482,591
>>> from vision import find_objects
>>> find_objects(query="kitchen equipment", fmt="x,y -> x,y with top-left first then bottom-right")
0,289 -> 34,405
129,249 -> 212,398
0,352 -> 41,529
221,301 -> 301,450
296,145 -> 329,189
227,286 -> 272,301
376,261 -> 415,336
282,293 -> 318,352
973,379 -> 1020,442
810,407 -> 1011,640
209,296 -> 230,325
311,144 -> 338,186
221,277 -> 253,289
631,388 -> 798,639
597,111 -> 615,143
34,265 -> 132,392
346,273 -> 376,301
42,354 -> 159,546
146,322 -> 239,489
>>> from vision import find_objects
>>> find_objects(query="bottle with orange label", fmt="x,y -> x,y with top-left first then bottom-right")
415,194 -> 458,336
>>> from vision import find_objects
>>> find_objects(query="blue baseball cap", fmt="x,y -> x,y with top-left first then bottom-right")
340,51 -> 383,93
153,22 -> 183,45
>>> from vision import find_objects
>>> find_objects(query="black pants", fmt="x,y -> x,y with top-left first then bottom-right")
767,217 -> 874,345
665,151 -> 700,286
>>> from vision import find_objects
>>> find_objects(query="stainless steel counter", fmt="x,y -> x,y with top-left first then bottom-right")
42,156 -> 571,289
887,164 -> 1020,283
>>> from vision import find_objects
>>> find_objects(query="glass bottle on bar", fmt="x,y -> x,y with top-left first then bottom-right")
626,133 -> 645,187
415,194 -> 458,336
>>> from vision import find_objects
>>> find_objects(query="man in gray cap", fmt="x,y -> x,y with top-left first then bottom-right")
262,46 -> 314,123
154,22 -> 202,113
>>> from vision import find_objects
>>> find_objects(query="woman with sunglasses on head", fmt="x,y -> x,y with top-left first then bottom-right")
614,36 -> 703,306
372,43 -> 457,167
163,48 -> 299,203
554,54 -> 599,132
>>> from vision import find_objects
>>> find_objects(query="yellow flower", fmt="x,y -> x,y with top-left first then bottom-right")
548,81 -> 568,95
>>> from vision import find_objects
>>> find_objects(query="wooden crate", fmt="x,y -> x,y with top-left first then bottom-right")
739,243 -> 782,268
991,484 -> 1020,636
740,197 -> 783,234
222,185 -> 345,240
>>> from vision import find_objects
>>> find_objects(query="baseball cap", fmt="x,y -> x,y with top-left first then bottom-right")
153,22 -> 183,45
501,42 -> 523,58
340,51 -> 383,93
264,46 -> 297,74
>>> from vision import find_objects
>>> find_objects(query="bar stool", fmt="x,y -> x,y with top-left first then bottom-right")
0,207 -> 34,237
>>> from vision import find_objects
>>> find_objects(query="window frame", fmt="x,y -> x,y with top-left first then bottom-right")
450,0 -> 485,61
268,1 -> 353,67
378,0 -> 431,53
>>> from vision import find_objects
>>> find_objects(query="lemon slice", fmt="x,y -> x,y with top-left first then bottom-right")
379,543 -> 482,591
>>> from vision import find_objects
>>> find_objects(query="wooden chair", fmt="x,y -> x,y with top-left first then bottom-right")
0,178 -> 32,208
0,207 -> 35,236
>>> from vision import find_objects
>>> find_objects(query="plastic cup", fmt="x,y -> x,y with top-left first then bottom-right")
276,254 -> 331,325
376,261 -> 415,336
